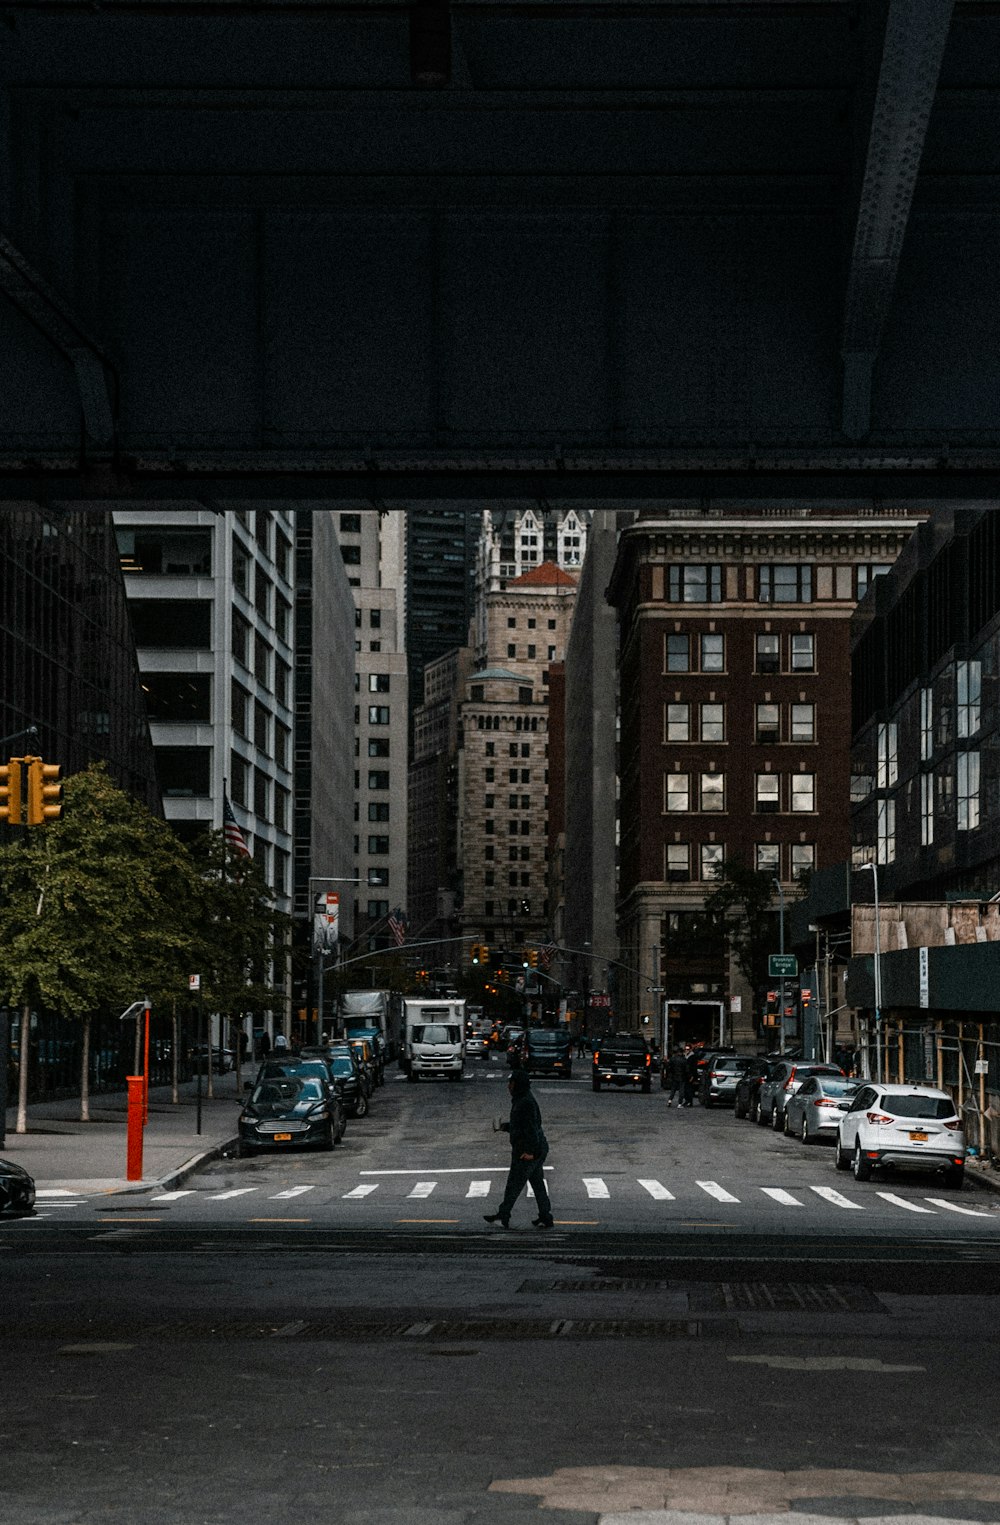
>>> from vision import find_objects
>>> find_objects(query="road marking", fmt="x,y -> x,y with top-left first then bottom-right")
270,1186 -> 316,1199
809,1185 -> 864,1209
925,1197 -> 992,1216
360,1167 -> 552,1175
582,1177 -> 610,1199
637,1179 -> 675,1200
36,1189 -> 90,1198
248,1218 -> 312,1223
696,1181 -> 739,1203
343,1183 -> 379,1199
729,1354 -> 925,1372
466,1180 -> 491,1197
397,1219 -> 459,1224
760,1188 -> 803,1206
208,1188 -> 258,1201
151,1190 -> 194,1202
877,1192 -> 936,1214
407,1182 -> 437,1198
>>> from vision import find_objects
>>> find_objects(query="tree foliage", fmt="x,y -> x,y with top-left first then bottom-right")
703,857 -> 780,1014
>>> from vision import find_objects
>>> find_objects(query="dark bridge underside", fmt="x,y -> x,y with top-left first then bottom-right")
2,0 -> 999,505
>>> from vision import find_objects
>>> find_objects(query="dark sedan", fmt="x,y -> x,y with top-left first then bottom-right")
237,1074 -> 345,1157
0,1159 -> 35,1214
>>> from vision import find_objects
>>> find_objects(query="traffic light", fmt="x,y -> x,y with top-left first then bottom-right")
528,949 -> 538,969
25,757 -> 62,826
471,944 -> 481,964
0,759 -> 23,825
480,944 -> 489,965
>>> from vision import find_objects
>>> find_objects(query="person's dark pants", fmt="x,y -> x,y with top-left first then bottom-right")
497,1151 -> 551,1223
682,1078 -> 695,1106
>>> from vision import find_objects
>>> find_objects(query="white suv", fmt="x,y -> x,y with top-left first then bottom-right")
834,1083 -> 966,1188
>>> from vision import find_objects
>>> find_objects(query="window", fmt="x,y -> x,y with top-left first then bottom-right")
275,534 -> 291,582
274,787 -> 288,832
130,599 -> 212,650
369,673 -> 390,693
368,706 -> 390,725
791,773 -> 816,812
791,704 -> 815,743
957,661 -> 982,738
920,687 -> 934,762
667,843 -> 690,882
791,844 -> 815,881
756,633 -> 780,673
756,774 -> 779,812
518,687 -> 532,704
342,545 -> 362,566
527,645 -> 536,659
485,742 -> 495,757
920,772 -> 934,847
253,767 -> 269,819
667,703 -> 690,743
856,563 -> 891,601
253,704 -> 269,753
791,634 -> 815,672
700,633 -> 724,672
116,527 -> 212,576
367,900 -> 389,920
701,704 -> 725,743
666,634 -> 690,672
759,564 -> 813,603
229,752 -> 248,807
254,633 -> 270,686
876,722 -> 898,789
340,513 -> 361,533
877,798 -> 896,864
232,539 -> 249,596
275,724 -> 290,770
275,597 -> 290,644
666,773 -> 690,812
668,564 -> 723,603
700,843 -> 725,880
368,802 -> 389,822
756,704 -> 779,744
368,738 -> 390,758
368,868 -> 389,887
157,747 -> 211,798
370,609 -> 381,629
507,644 -> 516,658
275,660 -> 290,707
368,770 -> 390,790
254,564 -> 271,620
957,751 -> 981,831
141,672 -> 211,724
755,843 -> 779,875
700,773 -> 725,811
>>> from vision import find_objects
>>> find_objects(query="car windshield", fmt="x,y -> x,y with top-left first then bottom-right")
883,1093 -> 956,1119
820,1079 -> 862,1095
713,1057 -> 749,1071
529,1031 -> 568,1046
331,1057 -> 355,1078
261,1061 -> 327,1081
251,1076 -> 324,1107
412,1024 -> 460,1043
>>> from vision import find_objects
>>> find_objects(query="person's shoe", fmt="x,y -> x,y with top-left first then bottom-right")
483,1213 -> 509,1227
532,1216 -> 554,1228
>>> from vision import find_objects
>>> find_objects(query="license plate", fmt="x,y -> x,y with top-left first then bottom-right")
908,1131 -> 928,1142
273,1132 -> 293,1142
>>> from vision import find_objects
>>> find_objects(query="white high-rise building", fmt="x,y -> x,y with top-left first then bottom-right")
473,508 -> 590,664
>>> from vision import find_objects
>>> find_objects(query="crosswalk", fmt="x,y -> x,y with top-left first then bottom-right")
17,1178 -> 998,1221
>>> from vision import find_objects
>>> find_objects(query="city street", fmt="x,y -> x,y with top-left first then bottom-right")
4,1055 -> 1000,1524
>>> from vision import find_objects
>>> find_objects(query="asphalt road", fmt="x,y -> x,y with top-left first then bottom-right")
4,1058 -> 1000,1525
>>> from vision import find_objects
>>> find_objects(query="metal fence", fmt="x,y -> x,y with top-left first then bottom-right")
3,1004 -> 195,1106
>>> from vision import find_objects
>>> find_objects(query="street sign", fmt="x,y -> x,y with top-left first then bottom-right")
768,954 -> 798,978
730,995 -> 742,1013
189,974 -> 201,991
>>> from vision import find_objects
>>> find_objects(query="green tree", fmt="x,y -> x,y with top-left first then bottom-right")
0,763 -> 203,1126
703,858 -> 780,1027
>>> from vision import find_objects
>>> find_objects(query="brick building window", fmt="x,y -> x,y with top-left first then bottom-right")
667,704 -> 690,742
755,843 -> 779,874
791,773 -> 816,812
756,633 -> 779,673
791,844 -> 815,881
791,634 -> 815,671
666,843 -> 690,881
701,704 -> 725,743
668,564 -> 723,603
666,773 -> 690,812
791,704 -> 815,742
957,751 -> 981,831
700,773 -> 725,811
755,774 -> 779,812
700,634 -> 724,671
756,704 -> 779,743
666,634 -> 690,672
759,564 -> 813,603
700,842 -> 725,880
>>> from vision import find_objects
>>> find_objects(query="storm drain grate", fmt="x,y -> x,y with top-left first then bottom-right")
519,1278 -> 676,1294
33,1316 -> 721,1343
688,1282 -> 881,1314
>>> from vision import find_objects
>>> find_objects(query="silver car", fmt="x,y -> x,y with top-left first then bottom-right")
758,1061 -> 845,1131
784,1075 -> 863,1143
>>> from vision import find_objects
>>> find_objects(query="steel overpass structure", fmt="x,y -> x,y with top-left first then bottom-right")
1,0 -> 998,508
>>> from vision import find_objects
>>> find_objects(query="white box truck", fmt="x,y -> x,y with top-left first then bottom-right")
403,998 -> 466,1081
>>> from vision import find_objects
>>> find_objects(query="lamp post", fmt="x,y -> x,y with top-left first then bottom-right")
309,876 -> 362,1047
772,877 -> 786,1054
857,861 -> 882,1081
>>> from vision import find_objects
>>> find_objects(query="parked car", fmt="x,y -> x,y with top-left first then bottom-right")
699,1054 -> 752,1107
520,1027 -> 573,1079
592,1033 -> 653,1092
343,1026 -> 386,1085
834,1082 -> 966,1187
237,1073 -> 346,1156
264,1052 -> 367,1121
191,1044 -> 236,1074
465,1032 -> 487,1058
0,1158 -> 35,1214
346,1036 -> 378,1093
327,1041 -> 374,1101
734,1058 -> 777,1121
784,1075 -> 864,1142
758,1060 -> 845,1131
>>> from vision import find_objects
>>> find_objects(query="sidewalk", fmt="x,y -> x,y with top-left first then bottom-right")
1,1076 -> 242,1194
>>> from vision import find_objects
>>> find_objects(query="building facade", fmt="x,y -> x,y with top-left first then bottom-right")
408,644 -> 473,942
473,508 -> 589,664
606,507 -> 922,1045
405,509 -> 478,745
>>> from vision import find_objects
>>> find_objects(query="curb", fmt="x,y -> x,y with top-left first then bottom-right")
107,1135 -> 240,1196
965,1161 -> 1000,1196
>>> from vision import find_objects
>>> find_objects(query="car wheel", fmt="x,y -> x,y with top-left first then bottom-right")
734,1097 -> 747,1120
772,1105 -> 784,1131
944,1165 -> 965,1190
354,1093 -> 369,1118
782,1109 -> 792,1136
592,1077 -> 601,1092
800,1115 -> 810,1144
407,1071 -> 418,1083
236,1139 -> 253,1160
757,1102 -> 769,1126
320,1126 -> 335,1152
852,1140 -> 873,1182
834,1135 -> 850,1171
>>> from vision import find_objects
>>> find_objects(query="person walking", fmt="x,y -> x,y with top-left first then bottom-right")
257,1029 -> 271,1060
484,1070 -> 554,1229
666,1047 -> 686,1106
273,1031 -> 289,1053
682,1044 -> 698,1107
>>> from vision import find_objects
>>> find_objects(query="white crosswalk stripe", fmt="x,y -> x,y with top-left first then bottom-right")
637,1179 -> 675,1200
925,1197 -> 991,1216
407,1182 -> 437,1198
343,1183 -> 378,1199
582,1177 -> 610,1199
151,1190 -> 195,1202
877,1192 -> 936,1214
208,1188 -> 258,1201
809,1185 -> 864,1209
466,1180 -> 491,1198
760,1188 -> 803,1206
270,1186 -> 317,1199
697,1180 -> 740,1203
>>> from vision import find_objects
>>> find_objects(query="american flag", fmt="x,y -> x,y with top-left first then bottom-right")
388,907 -> 407,947
222,793 -> 251,858
539,941 -> 556,972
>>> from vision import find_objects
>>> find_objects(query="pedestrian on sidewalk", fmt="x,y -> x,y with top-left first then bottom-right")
666,1048 -> 686,1106
273,1031 -> 289,1053
484,1070 -> 554,1229
257,1029 -> 271,1060
682,1044 -> 698,1107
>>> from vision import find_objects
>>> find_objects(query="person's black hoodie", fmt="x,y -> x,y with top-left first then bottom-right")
503,1070 -> 548,1158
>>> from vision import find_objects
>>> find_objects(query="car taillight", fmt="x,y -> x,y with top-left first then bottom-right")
944,1119 -> 962,1131
813,1099 -> 839,1108
645,1053 -> 651,1067
592,1052 -> 600,1065
866,1111 -> 893,1124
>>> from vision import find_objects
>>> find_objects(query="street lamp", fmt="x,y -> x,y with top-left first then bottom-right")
856,861 -> 882,1081
772,877 -> 787,1054
309,876 -> 362,1047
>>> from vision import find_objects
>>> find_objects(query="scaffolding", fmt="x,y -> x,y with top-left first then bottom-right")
857,1017 -> 1000,1165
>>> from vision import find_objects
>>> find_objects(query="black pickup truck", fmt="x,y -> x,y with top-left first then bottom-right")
591,1033 -> 653,1093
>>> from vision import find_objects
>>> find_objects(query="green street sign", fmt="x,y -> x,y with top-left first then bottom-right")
769,954 -> 798,978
